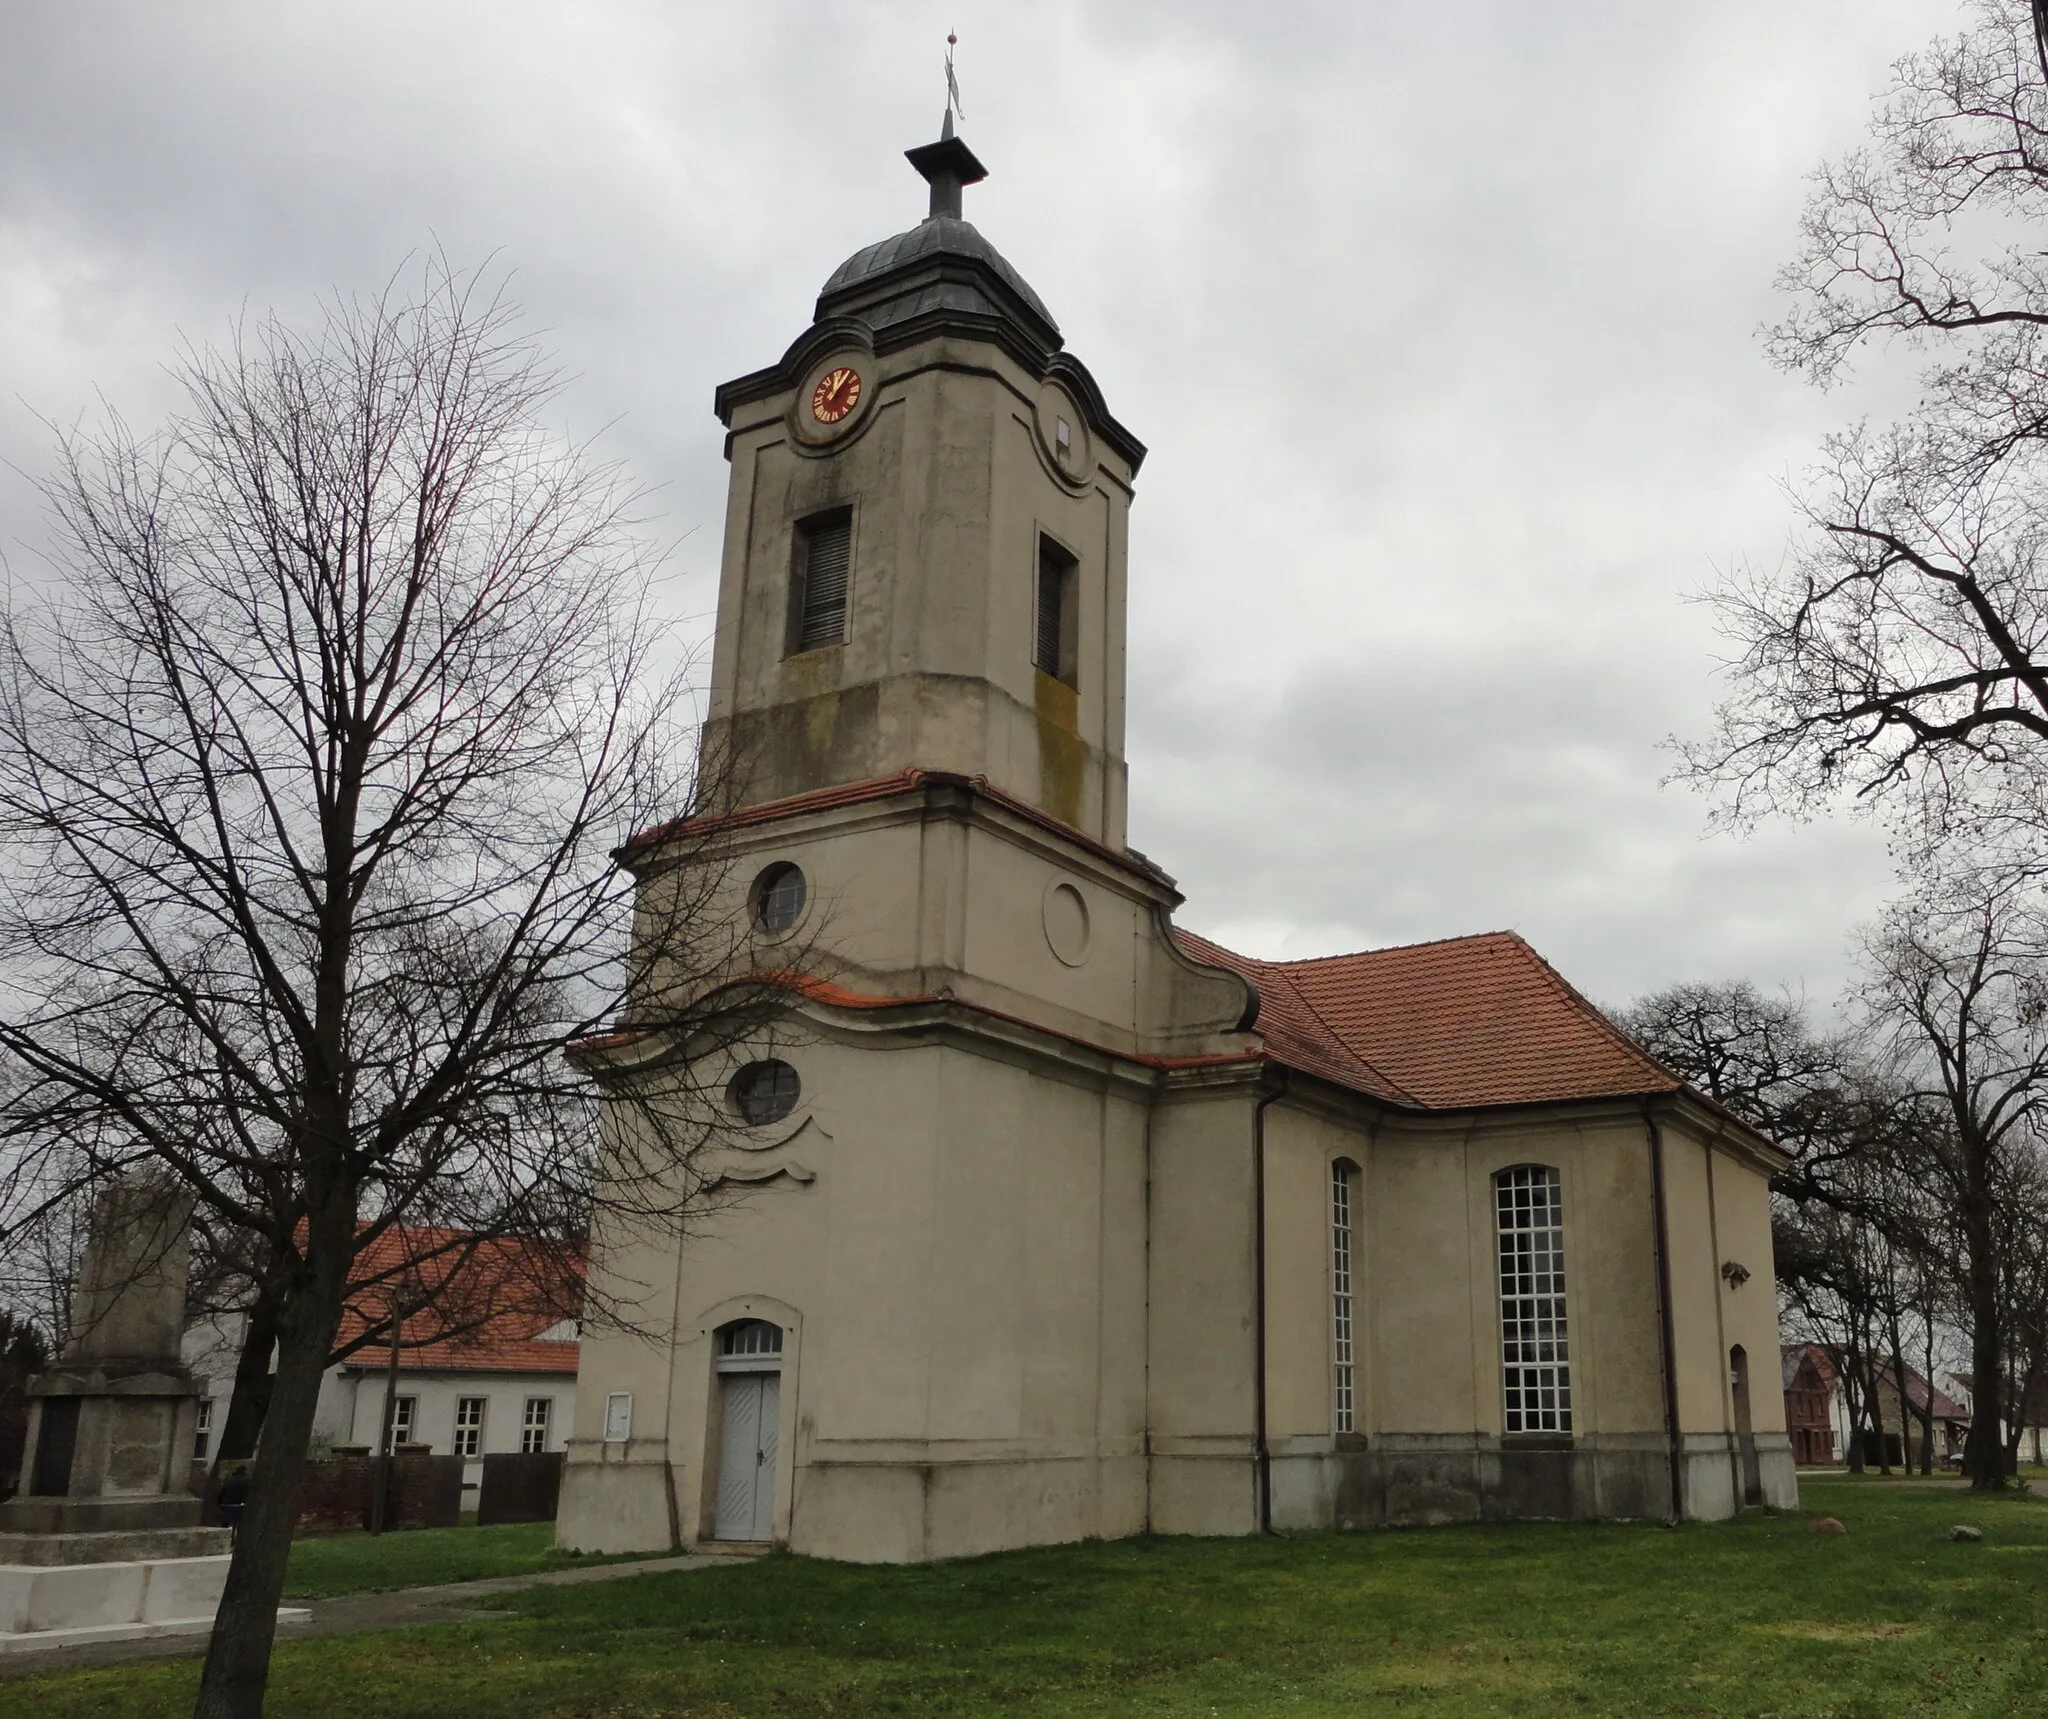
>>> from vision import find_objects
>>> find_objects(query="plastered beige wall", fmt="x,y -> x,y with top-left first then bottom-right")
1694,1120 -> 1787,1436
1261,1104 -> 1344,1441
1659,1124 -> 1731,1433
1146,1087 -> 1256,1447
635,785 -> 1248,1068
1258,1101 -> 1751,1447
705,336 -> 1134,843
570,1030 -> 1152,1559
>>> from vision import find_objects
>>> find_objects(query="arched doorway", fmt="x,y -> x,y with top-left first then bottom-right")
713,1319 -> 783,1541
1730,1345 -> 1762,1507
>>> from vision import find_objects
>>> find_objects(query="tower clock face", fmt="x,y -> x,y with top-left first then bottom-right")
810,366 -> 863,424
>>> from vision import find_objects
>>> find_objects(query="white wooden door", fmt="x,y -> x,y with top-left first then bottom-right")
714,1372 -> 780,1540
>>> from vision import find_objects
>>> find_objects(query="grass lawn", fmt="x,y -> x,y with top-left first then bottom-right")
15,1477 -> 2048,1716
281,1521 -> 660,1600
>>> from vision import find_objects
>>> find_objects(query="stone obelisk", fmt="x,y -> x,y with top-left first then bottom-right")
0,1170 -> 234,1650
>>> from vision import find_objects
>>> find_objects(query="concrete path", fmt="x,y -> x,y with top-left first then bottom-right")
0,1548 -> 748,1681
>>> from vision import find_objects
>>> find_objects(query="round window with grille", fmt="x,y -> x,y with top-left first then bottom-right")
751,862 -> 807,934
728,1059 -> 800,1125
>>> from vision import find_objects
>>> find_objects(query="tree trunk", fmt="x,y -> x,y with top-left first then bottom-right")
212,1279 -> 282,1471
193,1233 -> 348,1719
1858,1345 -> 1893,1476
367,1310 -> 402,1536
1844,1359 -> 1867,1474
1963,1194 -> 2007,1490
2002,1341 -> 2029,1479
1886,1322 -> 1932,1482
1920,1315 -> 1939,1475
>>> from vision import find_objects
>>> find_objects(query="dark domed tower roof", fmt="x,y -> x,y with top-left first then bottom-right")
714,112 -> 1143,474
808,112 -> 1063,362
817,215 -> 1060,353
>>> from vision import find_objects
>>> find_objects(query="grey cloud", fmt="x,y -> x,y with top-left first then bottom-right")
0,0 -> 1959,1014
1133,640 -> 1892,1002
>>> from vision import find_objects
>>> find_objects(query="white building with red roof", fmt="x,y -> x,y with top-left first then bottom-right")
189,1225 -> 580,1509
559,115 -> 1794,1560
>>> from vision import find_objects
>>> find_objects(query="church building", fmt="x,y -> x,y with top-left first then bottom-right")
557,117 -> 1797,1562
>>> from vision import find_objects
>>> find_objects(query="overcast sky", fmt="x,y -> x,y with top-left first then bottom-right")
0,0 -> 1968,1011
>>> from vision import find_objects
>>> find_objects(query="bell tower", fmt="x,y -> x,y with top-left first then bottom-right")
702,115 -> 1146,847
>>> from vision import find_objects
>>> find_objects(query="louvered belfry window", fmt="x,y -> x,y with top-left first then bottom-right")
793,510 -> 852,653
1035,535 -> 1077,682
1496,1165 -> 1571,1434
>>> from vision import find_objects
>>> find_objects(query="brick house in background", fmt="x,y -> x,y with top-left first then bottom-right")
186,1225 -> 582,1511
1781,1344 -> 1835,1466
1778,1342 -> 1968,1467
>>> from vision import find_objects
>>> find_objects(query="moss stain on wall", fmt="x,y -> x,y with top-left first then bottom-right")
1034,669 -> 1085,829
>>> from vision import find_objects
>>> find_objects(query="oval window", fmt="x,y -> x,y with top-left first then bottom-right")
728,1059 -> 801,1125
752,863 -> 807,934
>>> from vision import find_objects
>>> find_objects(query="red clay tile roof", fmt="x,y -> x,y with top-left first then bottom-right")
1783,1342 -> 1838,1391
334,1224 -> 582,1377
1177,928 -> 1680,1111
584,932 -> 1682,1115
1898,1367 -> 1967,1424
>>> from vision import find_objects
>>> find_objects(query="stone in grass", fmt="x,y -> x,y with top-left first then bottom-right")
1950,1525 -> 1984,1542
1811,1516 -> 1848,1535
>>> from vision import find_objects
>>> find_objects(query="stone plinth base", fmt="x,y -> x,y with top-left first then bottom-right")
0,1493 -> 203,1536
0,1526 -> 230,1567
0,1553 -> 307,1654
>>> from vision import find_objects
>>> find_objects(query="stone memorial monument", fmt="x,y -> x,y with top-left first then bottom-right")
0,1171 -> 285,1650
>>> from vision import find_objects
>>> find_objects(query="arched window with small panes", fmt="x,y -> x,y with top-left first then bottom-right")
719,1319 -> 783,1361
1495,1165 -> 1571,1434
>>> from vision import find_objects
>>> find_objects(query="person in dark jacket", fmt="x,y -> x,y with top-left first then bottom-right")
217,1464 -> 248,1536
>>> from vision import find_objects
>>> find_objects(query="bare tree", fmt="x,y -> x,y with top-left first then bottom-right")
1988,1139 -> 2048,1469
1618,981 -> 1965,1474
183,1191 -> 585,1484
1612,982 -> 1839,1111
0,262 -> 792,1719
1611,980 -> 1851,1173
0,1155 -> 96,1357
1855,871 -> 2048,1487
0,1310 -> 50,1502
1682,0 -> 2048,866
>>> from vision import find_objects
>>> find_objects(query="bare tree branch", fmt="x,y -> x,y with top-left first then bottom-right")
0,258 -> 810,1719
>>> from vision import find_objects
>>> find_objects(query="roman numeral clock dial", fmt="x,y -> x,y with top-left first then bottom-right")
810,366 -> 862,424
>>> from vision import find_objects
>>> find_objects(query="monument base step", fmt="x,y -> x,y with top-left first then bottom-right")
0,1494 -> 207,1536
0,1606 -> 310,1654
0,1552 -> 264,1643
0,1526 -> 231,1566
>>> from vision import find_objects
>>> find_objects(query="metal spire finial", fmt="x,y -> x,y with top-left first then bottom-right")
906,32 -> 987,221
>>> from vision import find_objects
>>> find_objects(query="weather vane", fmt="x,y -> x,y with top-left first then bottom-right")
945,30 -> 965,125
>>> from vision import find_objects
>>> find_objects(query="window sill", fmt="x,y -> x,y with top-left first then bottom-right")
1499,1433 -> 1575,1451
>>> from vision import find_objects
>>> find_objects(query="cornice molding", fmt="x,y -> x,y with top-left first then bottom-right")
714,313 -> 1146,475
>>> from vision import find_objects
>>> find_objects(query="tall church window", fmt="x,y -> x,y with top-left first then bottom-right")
1331,1159 -> 1359,1435
1496,1165 -> 1571,1434
791,509 -> 853,653
1034,535 -> 1077,683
